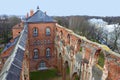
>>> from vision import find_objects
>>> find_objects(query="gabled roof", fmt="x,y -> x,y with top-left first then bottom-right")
0,23 -> 28,80
26,10 -> 56,23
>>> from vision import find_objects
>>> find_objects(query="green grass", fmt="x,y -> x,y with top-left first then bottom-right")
66,66 -> 70,74
30,69 -> 58,80
80,47 -> 82,52
98,52 -> 105,68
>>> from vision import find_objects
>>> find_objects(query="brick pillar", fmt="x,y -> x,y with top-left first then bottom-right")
62,63 -> 65,80
30,10 -> 34,17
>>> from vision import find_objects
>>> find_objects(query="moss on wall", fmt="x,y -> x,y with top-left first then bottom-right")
98,52 -> 105,68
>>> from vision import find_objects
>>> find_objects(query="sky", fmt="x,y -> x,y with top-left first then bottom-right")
0,0 -> 120,16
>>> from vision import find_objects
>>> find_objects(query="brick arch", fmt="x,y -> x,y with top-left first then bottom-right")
94,48 -> 101,58
72,72 -> 79,80
70,45 -> 75,56
64,60 -> 70,68
59,53 -> 62,58
75,39 -> 82,53
56,27 -> 58,32
94,49 -> 106,68
67,34 -> 70,44
55,27 -> 59,36
60,30 -> 63,39
62,60 -> 70,80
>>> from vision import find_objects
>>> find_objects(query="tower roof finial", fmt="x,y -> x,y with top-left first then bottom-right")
37,6 -> 40,10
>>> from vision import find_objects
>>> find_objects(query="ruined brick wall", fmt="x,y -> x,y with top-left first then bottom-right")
55,24 -> 120,80
12,28 -> 22,39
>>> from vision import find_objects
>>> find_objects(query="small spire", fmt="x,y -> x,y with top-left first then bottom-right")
37,6 -> 40,10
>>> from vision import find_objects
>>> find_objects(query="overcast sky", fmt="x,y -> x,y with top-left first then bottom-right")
0,0 -> 119,16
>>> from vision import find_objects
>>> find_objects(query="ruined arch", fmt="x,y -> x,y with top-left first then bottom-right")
62,60 -> 70,80
59,53 -> 62,58
67,34 -> 70,44
77,39 -> 81,47
60,30 -> 63,39
76,39 -> 82,52
94,49 -> 105,68
72,72 -> 79,80
97,50 -> 105,68
91,49 -> 106,80
64,61 -> 70,74
56,28 -> 58,32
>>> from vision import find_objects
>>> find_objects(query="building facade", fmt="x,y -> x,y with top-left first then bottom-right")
26,7 -> 57,71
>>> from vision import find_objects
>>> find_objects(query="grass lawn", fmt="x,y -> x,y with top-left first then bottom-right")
30,69 -> 61,80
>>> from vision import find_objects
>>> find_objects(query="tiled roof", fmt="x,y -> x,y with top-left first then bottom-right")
0,23 -> 28,80
1,36 -> 19,54
26,10 -> 56,23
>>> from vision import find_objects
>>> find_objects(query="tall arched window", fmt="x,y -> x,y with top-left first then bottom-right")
46,48 -> 50,58
46,28 -> 50,36
33,49 -> 39,59
33,27 -> 38,37
67,34 -> 70,44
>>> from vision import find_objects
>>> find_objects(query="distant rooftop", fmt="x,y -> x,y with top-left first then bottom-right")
26,8 -> 56,23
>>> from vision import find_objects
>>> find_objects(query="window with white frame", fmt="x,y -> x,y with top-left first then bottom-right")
40,61 -> 46,68
46,48 -> 50,58
46,28 -> 50,36
33,49 -> 39,59
33,27 -> 38,37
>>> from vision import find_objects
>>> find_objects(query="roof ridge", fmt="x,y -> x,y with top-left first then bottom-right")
26,9 -> 56,23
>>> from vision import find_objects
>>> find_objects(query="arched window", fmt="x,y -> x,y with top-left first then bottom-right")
39,61 -> 46,70
46,28 -> 50,36
33,49 -> 39,59
67,34 -> 70,44
46,48 -> 50,58
33,27 -> 38,37
60,30 -> 63,39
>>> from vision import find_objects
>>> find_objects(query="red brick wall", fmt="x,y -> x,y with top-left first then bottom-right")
12,28 -> 23,39
55,24 -> 120,80
28,22 -> 56,71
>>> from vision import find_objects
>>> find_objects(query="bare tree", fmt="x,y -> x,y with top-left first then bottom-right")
109,24 -> 120,53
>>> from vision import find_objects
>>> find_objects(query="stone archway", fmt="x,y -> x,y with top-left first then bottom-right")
57,53 -> 63,75
62,61 -> 70,80
72,72 -> 79,80
91,49 -> 105,80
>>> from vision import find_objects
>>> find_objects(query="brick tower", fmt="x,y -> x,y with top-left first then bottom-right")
26,6 -> 56,71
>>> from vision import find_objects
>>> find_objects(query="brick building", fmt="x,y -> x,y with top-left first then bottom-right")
0,7 -> 120,80
26,7 -> 57,71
